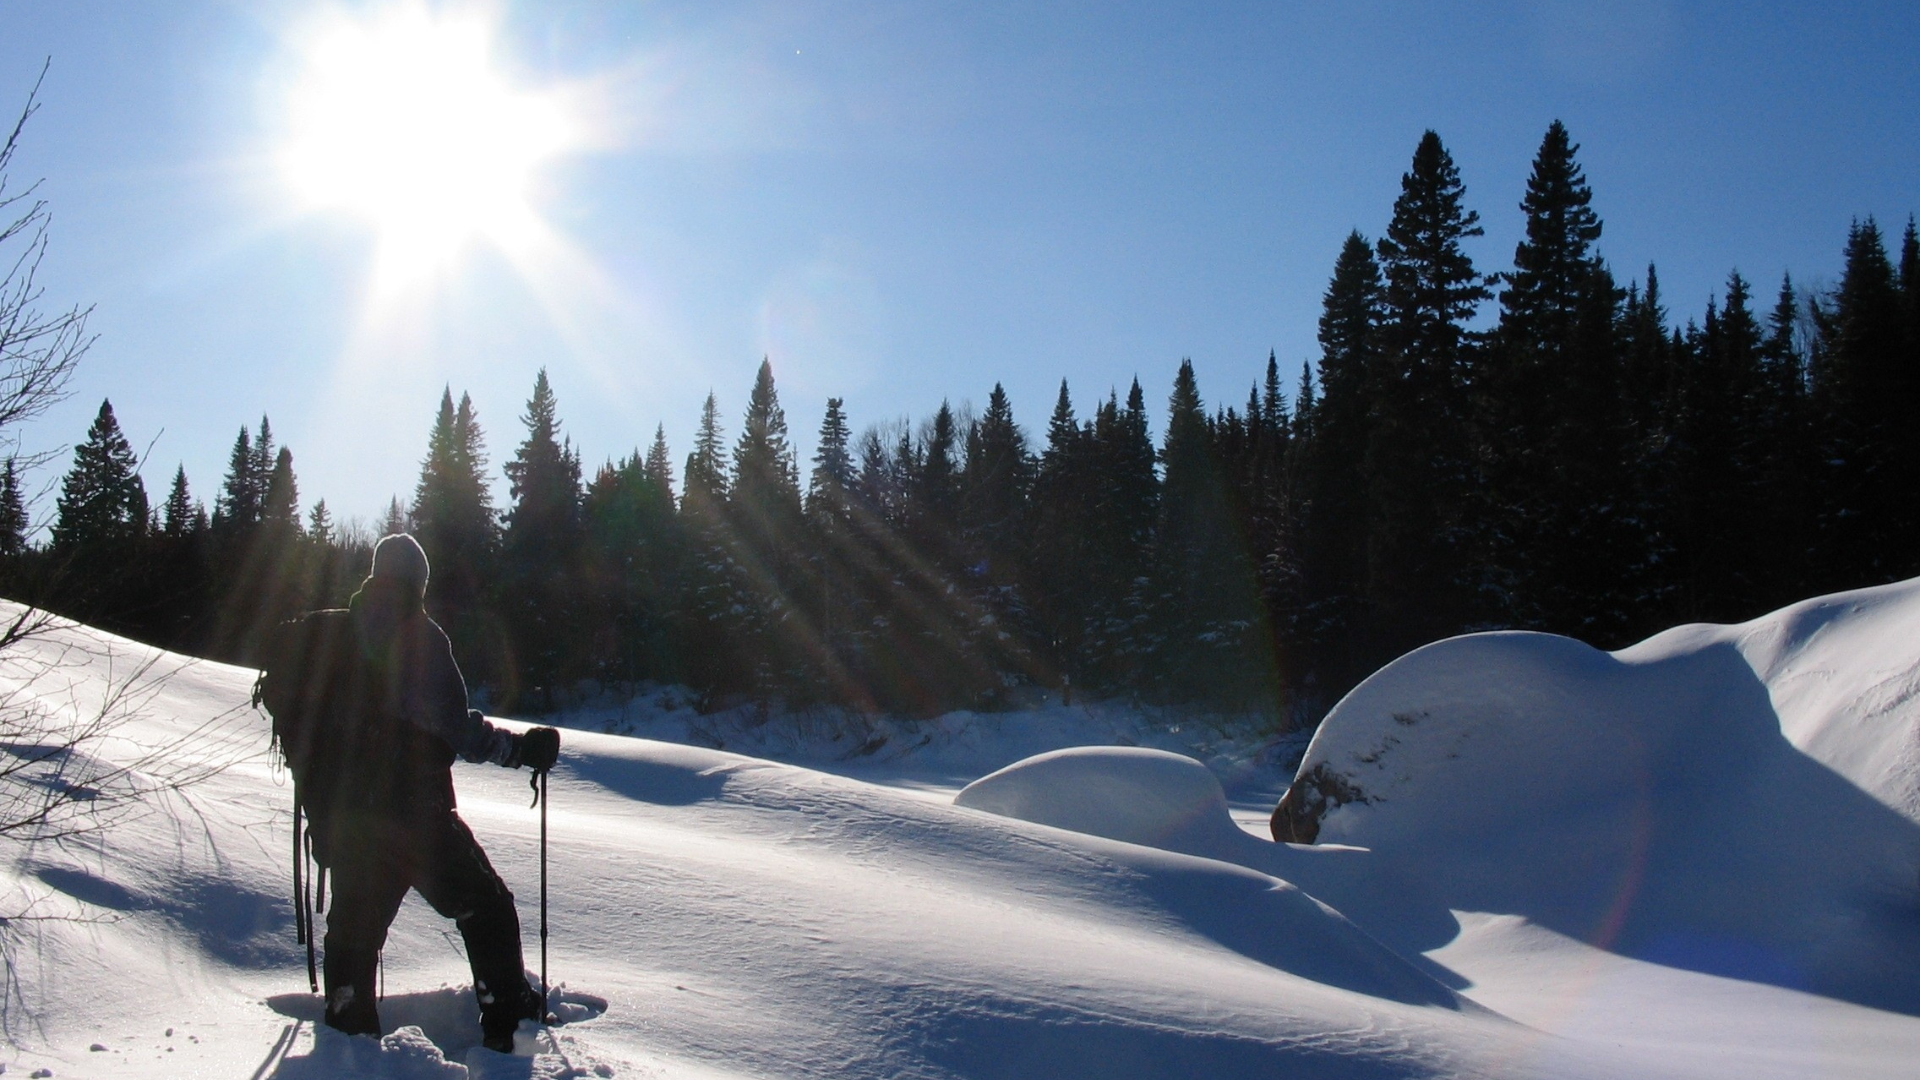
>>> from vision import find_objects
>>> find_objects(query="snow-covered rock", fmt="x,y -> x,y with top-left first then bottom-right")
1273,578 -> 1920,1016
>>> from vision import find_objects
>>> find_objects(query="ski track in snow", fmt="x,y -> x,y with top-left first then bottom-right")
0,579 -> 1918,1077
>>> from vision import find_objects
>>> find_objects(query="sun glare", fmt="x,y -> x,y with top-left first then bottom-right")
280,6 -> 575,281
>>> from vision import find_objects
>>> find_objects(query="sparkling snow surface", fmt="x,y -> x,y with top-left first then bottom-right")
2,579 -> 1918,1077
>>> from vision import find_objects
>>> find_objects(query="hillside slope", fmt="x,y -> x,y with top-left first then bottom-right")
0,604 -> 1571,1079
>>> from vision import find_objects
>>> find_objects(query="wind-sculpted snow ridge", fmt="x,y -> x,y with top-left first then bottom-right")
1271,578 -> 1920,1012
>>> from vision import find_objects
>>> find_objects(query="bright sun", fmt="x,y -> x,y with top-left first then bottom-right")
280,6 -> 574,279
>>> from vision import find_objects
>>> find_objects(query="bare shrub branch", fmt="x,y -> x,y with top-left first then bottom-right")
0,605 -> 255,848
0,61 -> 91,461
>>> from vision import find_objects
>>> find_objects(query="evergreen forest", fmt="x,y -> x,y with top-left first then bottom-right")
8,123 -> 1919,723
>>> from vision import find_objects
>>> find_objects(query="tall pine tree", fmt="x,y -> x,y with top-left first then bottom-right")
1298,232 -> 1384,689
1368,131 -> 1487,654
501,369 -> 585,704
413,387 -> 500,681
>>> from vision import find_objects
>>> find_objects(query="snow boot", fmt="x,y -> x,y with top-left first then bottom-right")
479,981 -> 543,1053
323,982 -> 381,1039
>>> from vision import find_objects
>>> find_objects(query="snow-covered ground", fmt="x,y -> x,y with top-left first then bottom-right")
0,578 -> 1916,1078
526,686 -> 1307,833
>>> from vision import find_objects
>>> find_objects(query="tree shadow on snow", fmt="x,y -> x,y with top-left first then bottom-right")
32,864 -> 292,966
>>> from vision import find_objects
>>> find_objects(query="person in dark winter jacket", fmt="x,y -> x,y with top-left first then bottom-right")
317,533 -> 561,1052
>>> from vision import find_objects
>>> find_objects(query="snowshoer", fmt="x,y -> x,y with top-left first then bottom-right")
260,533 -> 561,1052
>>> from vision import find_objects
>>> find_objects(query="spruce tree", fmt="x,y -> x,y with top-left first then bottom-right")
804,397 -> 856,681
678,389 -> 746,699
957,384 -> 1034,697
504,371 -> 580,539
49,401 -> 149,626
1367,131 -> 1487,655
1151,360 -> 1269,705
307,499 -> 333,545
0,456 -> 27,558
261,447 -> 299,532
51,400 -> 147,553
1496,122 -> 1603,352
1299,232 -> 1384,690
728,359 -> 806,697
1377,131 -> 1488,372
960,383 -> 1030,575
1482,121 -> 1633,637
644,424 -> 675,503
914,402 -> 959,541
1294,361 -> 1315,439
808,398 -> 854,518
1075,379 -> 1158,693
1668,273 -> 1769,621
1901,217 -> 1920,339
731,359 -> 803,534
501,369 -> 585,703
162,466 -> 194,538
1620,265 -> 1673,440
684,392 -> 729,509
581,448 -> 676,685
213,426 -> 258,535
1811,218 -> 1913,586
250,416 -> 275,503
1261,351 -> 1288,434
412,387 -> 499,677
1026,380 -> 1090,686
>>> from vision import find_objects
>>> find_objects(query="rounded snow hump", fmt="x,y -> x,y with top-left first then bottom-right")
955,746 -> 1251,863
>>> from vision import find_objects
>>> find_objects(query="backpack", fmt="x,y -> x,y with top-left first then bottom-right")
254,607 -> 461,834
254,608 -> 370,827
252,608 -> 368,990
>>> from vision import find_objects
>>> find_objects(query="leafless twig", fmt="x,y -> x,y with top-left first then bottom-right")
0,60 -> 91,465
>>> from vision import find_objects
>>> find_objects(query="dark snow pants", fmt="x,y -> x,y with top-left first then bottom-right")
319,810 -> 539,1042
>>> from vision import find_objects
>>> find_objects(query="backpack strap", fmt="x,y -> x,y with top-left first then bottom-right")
292,794 -> 318,993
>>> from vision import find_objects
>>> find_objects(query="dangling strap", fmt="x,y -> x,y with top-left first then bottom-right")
314,862 -> 327,915
292,798 -> 306,947
294,797 -> 318,993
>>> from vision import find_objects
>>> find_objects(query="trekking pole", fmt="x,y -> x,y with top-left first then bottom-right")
541,765 -> 549,1013
531,764 -> 549,1017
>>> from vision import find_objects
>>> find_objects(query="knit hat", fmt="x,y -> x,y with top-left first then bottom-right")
370,533 -> 431,590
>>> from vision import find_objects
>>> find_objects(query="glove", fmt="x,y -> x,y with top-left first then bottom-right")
517,726 -> 561,772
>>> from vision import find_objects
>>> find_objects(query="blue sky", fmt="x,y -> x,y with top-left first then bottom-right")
0,1 -> 1915,525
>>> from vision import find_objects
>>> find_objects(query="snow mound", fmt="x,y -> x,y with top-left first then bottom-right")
1275,577 -> 1920,1014
954,745 -> 1472,1010
955,746 -> 1251,861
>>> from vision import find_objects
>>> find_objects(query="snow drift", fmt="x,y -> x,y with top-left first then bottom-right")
955,580 -> 1920,1077
1260,580 -> 1920,1015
